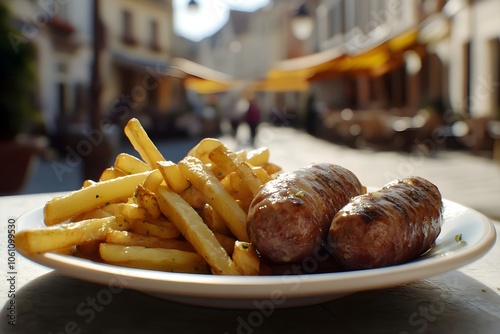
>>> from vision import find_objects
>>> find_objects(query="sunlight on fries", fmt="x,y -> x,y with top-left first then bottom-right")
44,171 -> 153,226
178,156 -> 249,242
16,117 -> 282,276
114,153 -> 151,175
16,217 -> 129,254
99,243 -> 210,274
124,118 -> 165,167
156,185 -> 241,275
233,241 -> 260,276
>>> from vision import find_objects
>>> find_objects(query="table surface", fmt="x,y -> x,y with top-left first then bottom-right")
1,192 -> 499,334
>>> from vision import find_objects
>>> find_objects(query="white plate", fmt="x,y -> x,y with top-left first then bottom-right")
17,199 -> 496,309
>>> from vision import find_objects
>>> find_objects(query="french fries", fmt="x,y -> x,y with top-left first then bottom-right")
99,243 -> 209,274
16,117 -> 283,276
155,185 -> 240,275
178,156 -> 249,242
157,160 -> 190,193
187,138 -> 224,164
16,217 -> 129,254
124,118 -> 165,167
133,184 -> 162,219
129,218 -> 181,239
105,230 -> 195,252
114,153 -> 151,175
99,167 -> 127,181
208,145 -> 263,195
44,171 -> 152,226
233,241 -> 260,276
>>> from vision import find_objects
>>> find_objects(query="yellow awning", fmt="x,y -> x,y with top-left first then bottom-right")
387,29 -> 419,52
309,30 -> 420,79
259,29 -> 420,87
184,77 -> 233,94
251,77 -> 310,92
253,48 -> 344,92
169,58 -> 234,94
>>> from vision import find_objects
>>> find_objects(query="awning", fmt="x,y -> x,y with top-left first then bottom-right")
251,77 -> 310,92
169,58 -> 235,94
257,29 -> 421,89
184,77 -> 233,94
252,47 -> 344,92
310,30 -> 420,79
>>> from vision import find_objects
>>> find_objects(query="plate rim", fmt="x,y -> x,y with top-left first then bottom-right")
16,198 -> 497,301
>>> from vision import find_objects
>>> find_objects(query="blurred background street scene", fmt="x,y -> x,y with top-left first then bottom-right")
1,0 -> 499,217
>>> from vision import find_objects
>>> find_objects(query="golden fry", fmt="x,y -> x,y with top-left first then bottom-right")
157,160 -> 190,193
155,185 -> 241,275
220,172 -> 253,202
187,138 -> 223,164
124,118 -> 165,167
134,184 -> 162,219
209,146 -> 262,195
44,171 -> 152,226
99,243 -> 210,274
199,203 -> 231,236
245,147 -> 270,166
71,208 -> 112,222
114,153 -> 151,174
252,166 -> 272,184
214,232 -> 236,256
142,169 -> 164,193
101,203 -> 147,220
105,230 -> 195,252
82,179 -> 96,188
232,241 -> 260,276
178,156 -> 249,242
16,217 -> 129,254
262,162 -> 282,177
129,218 -> 180,239
179,186 -> 207,210
99,167 -> 127,181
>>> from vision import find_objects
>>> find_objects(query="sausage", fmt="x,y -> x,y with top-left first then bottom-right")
246,163 -> 363,264
328,176 -> 443,270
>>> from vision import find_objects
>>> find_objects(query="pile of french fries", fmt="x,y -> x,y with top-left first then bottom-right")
16,118 -> 281,275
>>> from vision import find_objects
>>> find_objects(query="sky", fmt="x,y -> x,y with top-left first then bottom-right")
173,0 -> 270,42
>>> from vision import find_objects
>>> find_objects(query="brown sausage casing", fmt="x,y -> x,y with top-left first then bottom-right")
328,176 -> 443,270
246,163 -> 363,264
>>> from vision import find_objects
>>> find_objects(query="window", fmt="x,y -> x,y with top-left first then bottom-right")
150,20 -> 161,51
57,83 -> 68,116
320,0 -> 345,50
122,10 -> 136,45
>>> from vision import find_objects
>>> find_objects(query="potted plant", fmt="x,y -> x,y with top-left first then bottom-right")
0,3 -> 46,194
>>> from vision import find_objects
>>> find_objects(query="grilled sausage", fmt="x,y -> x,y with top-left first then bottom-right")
246,163 -> 363,264
328,176 -> 443,270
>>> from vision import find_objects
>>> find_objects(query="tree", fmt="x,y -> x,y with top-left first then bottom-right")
0,3 -> 38,139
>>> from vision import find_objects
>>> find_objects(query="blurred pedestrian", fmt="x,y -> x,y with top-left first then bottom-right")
245,96 -> 261,146
229,97 -> 248,138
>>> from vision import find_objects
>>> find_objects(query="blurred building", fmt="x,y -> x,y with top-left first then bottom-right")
256,0 -> 499,153
446,0 -> 500,152
6,0 -> 93,135
177,0 -> 499,154
99,0 -> 186,137
6,0 -> 192,140
6,0 -> 499,155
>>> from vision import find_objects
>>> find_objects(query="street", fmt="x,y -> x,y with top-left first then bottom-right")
21,124 -> 500,220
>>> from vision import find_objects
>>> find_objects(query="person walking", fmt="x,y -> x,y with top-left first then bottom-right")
245,96 -> 261,146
